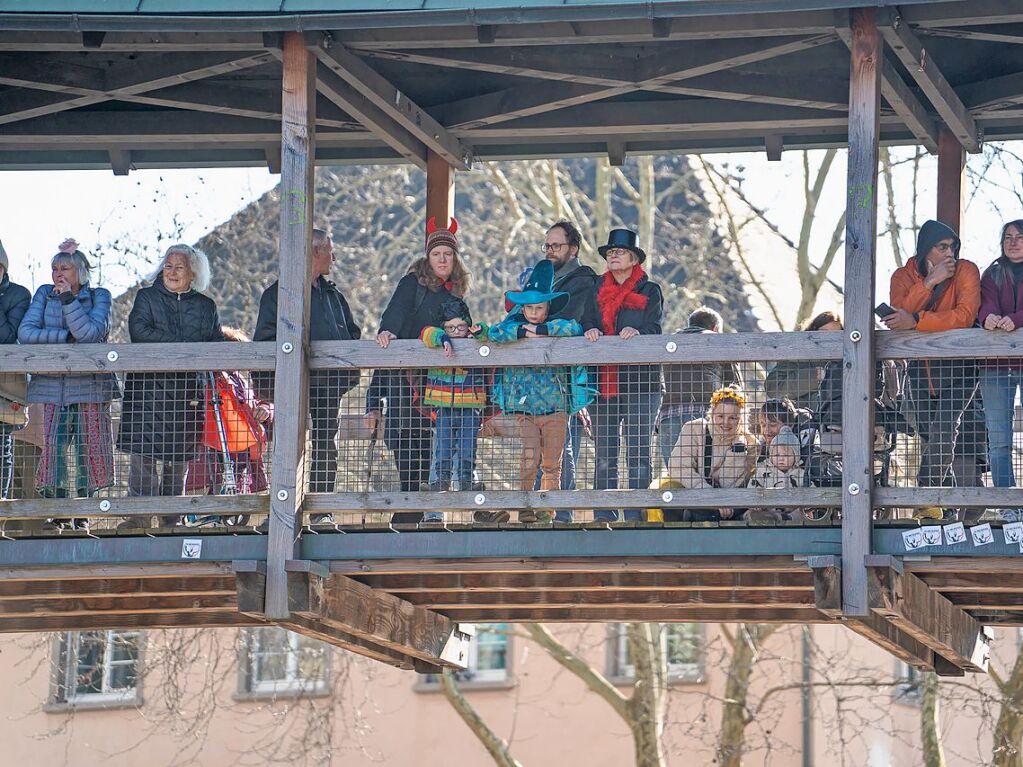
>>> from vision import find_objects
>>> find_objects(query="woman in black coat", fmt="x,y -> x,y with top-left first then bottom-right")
586,229 -> 664,521
0,240 -> 31,500
117,244 -> 223,528
365,219 -> 469,521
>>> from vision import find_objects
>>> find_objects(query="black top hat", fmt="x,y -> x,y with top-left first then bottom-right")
598,228 -> 646,264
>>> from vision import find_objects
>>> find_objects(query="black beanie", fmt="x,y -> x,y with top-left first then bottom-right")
915,220 -> 960,273
436,296 -> 472,326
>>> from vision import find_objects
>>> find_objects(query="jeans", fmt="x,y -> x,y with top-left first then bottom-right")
127,454 -> 189,527
590,391 -> 662,521
534,415 -> 582,522
980,367 -> 1020,488
656,404 -> 706,470
433,408 -> 481,487
906,361 -> 978,487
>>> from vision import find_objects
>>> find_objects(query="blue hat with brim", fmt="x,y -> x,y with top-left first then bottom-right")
504,259 -> 569,317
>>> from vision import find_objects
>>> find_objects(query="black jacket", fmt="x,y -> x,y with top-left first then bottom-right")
367,273 -> 456,438
662,326 -> 740,408
553,262 -> 599,330
117,276 -> 224,461
0,273 -> 30,345
595,271 -> 664,396
252,276 -> 362,400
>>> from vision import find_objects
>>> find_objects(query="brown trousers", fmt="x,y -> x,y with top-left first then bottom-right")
517,412 -> 569,491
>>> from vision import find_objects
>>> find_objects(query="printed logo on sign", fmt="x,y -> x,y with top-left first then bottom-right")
1004,521 -> 1023,545
943,522 -> 967,545
181,539 -> 203,559
902,529 -> 924,551
921,526 -> 942,546
971,523 -> 994,547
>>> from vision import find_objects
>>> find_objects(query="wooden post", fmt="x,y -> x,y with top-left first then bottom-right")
425,149 -> 454,225
936,127 -> 965,233
265,31 -> 316,620
842,7 -> 882,618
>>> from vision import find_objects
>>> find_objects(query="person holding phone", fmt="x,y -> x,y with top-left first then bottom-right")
882,220 -> 981,489
661,385 -> 760,521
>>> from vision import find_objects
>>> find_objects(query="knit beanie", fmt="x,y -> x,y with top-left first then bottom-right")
436,296 -> 472,327
426,216 -> 459,255
771,426 -> 801,456
0,240 -> 7,270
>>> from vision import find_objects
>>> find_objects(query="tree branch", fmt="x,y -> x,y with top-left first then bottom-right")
441,670 -> 523,767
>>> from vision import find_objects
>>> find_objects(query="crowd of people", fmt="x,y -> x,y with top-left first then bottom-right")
0,214 -> 1020,528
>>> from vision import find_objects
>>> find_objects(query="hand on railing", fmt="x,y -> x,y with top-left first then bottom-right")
376,331 -> 396,348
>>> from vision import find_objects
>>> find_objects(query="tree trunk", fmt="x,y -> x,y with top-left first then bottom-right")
717,624 -> 768,767
994,651 -> 1023,767
625,623 -> 668,767
440,669 -> 523,767
920,672 -> 946,767
638,156 -> 655,276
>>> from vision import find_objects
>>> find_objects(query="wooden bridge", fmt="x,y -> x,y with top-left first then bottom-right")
2,0 -> 1023,678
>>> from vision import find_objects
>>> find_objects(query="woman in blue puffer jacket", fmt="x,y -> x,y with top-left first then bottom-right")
18,239 -> 118,500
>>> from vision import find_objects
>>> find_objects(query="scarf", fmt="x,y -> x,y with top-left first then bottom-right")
596,267 -> 648,398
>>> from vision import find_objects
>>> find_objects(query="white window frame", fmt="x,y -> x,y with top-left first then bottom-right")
56,630 -> 142,706
245,627 -> 329,696
610,624 -> 704,683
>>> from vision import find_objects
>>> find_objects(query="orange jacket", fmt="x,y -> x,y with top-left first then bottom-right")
890,259 -> 981,331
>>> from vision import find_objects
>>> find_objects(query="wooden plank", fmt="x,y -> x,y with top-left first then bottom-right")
875,487 -> 1023,506
936,127 -> 965,232
265,31 -> 316,621
868,565 -> 992,672
289,571 -> 470,668
960,71 -> 1023,111
431,606 -> 831,623
0,593 -> 237,617
916,572 -> 1023,592
280,615 -> 422,670
845,612 -> 935,670
329,556 -> 814,576
945,593 -> 1023,610
907,558 -> 1023,575
0,610 -> 259,633
403,588 -> 814,609
811,557 -> 843,616
0,494 -> 268,520
314,42 -> 470,169
355,570 -> 814,593
877,8 -> 980,152
304,488 -> 839,511
0,576 -> 235,599
310,330 -> 843,369
877,327 -> 1023,360
0,563 -> 234,581
426,149 -> 455,226
841,7 -> 882,619
0,341 -> 276,374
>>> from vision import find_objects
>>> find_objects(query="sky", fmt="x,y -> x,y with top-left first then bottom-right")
1,146 -> 1021,299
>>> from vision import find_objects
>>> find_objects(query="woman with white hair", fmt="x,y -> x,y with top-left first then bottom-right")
117,243 -> 223,529
18,239 -> 118,506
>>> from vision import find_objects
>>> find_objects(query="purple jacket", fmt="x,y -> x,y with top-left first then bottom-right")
978,258 -> 1023,369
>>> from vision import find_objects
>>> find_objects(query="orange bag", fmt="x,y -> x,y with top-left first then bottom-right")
203,373 -> 262,453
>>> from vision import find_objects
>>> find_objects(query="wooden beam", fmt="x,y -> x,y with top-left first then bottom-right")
845,611 -> 935,670
0,593 -> 236,617
265,31 -> 316,621
426,150 -> 455,226
314,41 -> 471,170
108,148 -> 131,176
0,610 -> 258,633
315,61 -> 427,168
0,494 -> 268,520
280,615 -> 426,670
960,71 -> 1023,111
0,563 -> 234,580
841,7 -> 882,619
288,571 -> 471,668
936,127 -> 965,232
0,576 -> 235,599
877,8 -> 980,152
431,606 -> 831,623
834,13 -> 939,154
868,563 -> 992,673
402,588 -> 815,609
356,570 -> 814,593
877,327 -> 1023,360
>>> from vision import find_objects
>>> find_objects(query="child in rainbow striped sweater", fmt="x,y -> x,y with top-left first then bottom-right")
419,297 -> 488,496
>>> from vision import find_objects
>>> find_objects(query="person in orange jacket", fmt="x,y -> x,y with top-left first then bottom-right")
881,219 -> 981,488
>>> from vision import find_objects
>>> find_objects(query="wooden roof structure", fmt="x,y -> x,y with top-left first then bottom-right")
1,0 -> 1023,169
1,1 -> 1022,679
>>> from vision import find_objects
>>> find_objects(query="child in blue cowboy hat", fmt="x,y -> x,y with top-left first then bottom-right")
487,260 -> 595,522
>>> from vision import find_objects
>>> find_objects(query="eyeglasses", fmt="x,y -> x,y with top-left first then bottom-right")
933,242 -> 954,253
541,242 -> 567,253
605,247 -> 632,257
444,323 -> 469,333
1004,235 -> 1023,246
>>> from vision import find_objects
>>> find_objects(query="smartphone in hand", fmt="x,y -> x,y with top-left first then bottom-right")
874,302 -> 895,319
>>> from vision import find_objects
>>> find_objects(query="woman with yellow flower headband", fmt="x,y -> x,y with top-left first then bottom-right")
659,385 -> 760,521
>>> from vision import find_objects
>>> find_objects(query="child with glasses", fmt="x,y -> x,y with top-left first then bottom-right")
419,298 -> 488,511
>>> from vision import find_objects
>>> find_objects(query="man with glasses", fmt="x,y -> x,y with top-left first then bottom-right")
535,221 -> 599,519
882,219 -> 981,495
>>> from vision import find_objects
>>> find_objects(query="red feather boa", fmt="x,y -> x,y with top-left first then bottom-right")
596,267 -> 648,398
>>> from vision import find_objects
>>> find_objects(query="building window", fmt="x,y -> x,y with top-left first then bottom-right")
52,630 -> 142,707
609,624 -> 704,683
417,624 -> 512,690
894,660 -> 922,705
241,627 -> 329,697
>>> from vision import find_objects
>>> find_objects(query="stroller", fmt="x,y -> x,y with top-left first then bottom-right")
802,359 -> 909,520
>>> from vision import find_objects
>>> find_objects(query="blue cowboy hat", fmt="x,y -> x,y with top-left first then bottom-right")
598,228 -> 647,264
504,259 -> 569,317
